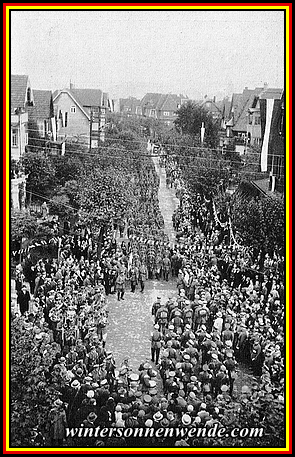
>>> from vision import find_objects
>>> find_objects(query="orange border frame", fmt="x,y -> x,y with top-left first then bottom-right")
3,3 -> 292,454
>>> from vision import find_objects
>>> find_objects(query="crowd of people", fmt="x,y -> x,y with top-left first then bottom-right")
11,150 -> 285,448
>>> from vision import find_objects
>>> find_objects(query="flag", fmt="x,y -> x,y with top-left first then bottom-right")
260,98 -> 274,172
201,122 -> 205,143
51,116 -> 57,141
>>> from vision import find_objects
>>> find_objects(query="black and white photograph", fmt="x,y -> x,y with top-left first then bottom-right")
7,5 -> 290,451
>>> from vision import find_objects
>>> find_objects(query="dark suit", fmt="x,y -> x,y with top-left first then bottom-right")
17,289 -> 30,314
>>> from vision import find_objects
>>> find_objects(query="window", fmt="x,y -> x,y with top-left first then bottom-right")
12,129 -> 18,147
27,87 -> 31,103
65,112 -> 68,127
163,111 -> 170,116
38,122 -> 45,137
254,116 -> 261,125
25,133 -> 28,145
70,106 -> 76,113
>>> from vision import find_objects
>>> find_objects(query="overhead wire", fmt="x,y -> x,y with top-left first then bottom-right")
21,142 -> 285,172
22,126 -> 285,157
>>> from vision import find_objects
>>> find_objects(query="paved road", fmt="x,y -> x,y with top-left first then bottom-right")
106,157 -> 179,371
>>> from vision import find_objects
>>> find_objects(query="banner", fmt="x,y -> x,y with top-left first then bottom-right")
260,98 -> 274,172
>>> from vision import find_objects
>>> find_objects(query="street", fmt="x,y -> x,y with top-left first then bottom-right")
106,157 -> 179,370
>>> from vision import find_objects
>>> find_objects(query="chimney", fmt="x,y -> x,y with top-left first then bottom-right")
264,82 -> 268,90
70,81 -> 74,90
213,96 -> 216,103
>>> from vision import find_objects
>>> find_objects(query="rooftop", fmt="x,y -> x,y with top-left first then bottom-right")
11,75 -> 29,114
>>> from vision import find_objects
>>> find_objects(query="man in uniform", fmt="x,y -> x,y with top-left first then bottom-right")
139,263 -> 148,293
151,324 -> 162,365
115,271 -> 126,301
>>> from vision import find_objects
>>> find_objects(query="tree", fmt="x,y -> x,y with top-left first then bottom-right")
11,317 -> 60,446
11,210 -> 39,241
174,101 -> 219,148
231,194 -> 285,257
22,151 -> 56,200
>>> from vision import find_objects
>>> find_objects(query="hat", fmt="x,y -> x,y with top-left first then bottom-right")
221,385 -> 229,392
211,353 -> 218,360
216,311 -> 222,317
189,391 -> 196,399
187,404 -> 194,413
168,371 -> 176,377
200,402 -> 207,410
183,353 -> 190,360
202,364 -> 209,371
54,399 -> 63,407
76,368 -> 83,376
87,412 -> 97,422
153,411 -> 163,422
143,394 -> 152,404
241,385 -> 251,394
101,379 -> 108,386
129,373 -> 139,381
160,418 -> 170,427
154,324 -> 160,329
149,380 -> 157,388
145,419 -> 153,427
182,414 -> 192,426
71,380 -> 80,388
84,376 -> 92,382
86,390 -> 94,398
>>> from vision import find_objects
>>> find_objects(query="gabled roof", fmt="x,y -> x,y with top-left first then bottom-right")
159,94 -> 180,112
11,74 -> 29,114
232,87 -> 263,132
27,90 -> 53,120
259,88 -> 284,100
70,88 -> 104,107
201,98 -> 222,115
141,93 -> 163,108
219,97 -> 231,120
53,89 -> 91,120
120,97 -> 142,111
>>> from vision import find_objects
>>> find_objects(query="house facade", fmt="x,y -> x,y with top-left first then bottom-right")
120,97 -> 142,116
10,75 -> 32,161
225,86 -> 264,154
259,88 -> 284,193
27,90 -> 54,143
140,93 -> 189,126
53,86 -> 108,146
10,75 -> 32,210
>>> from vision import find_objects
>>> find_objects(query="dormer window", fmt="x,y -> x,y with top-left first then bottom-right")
26,87 -> 33,106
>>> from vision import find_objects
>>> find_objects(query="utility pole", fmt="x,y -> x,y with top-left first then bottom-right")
89,109 -> 93,152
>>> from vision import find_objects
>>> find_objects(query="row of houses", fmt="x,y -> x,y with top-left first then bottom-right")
119,93 -> 190,126
10,75 -> 110,209
10,76 -> 284,210
11,76 -> 109,162
119,86 -> 284,194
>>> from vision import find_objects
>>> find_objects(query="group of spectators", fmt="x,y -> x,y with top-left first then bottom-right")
11,150 -> 285,448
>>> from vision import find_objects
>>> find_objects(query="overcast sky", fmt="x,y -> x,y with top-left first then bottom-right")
11,9 -> 285,100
